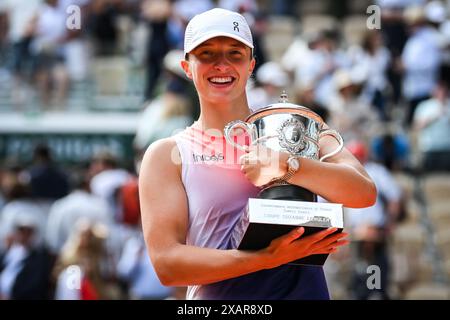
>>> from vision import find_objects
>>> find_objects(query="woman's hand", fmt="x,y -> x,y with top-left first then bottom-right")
239,145 -> 289,187
261,227 -> 349,269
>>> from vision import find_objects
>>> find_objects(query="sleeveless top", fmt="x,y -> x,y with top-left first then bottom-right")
173,124 -> 330,300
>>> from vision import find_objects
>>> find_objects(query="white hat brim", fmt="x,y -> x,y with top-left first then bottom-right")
185,31 -> 254,54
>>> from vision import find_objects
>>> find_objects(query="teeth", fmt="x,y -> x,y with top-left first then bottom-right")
210,77 -> 233,83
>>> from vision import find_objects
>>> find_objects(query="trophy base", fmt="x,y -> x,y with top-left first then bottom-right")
232,198 -> 344,266
259,184 -> 317,202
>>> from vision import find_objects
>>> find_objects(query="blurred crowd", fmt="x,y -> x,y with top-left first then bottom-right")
1,0 -> 450,300
0,144 -> 181,299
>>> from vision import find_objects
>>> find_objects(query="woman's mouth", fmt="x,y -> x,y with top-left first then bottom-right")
208,76 -> 236,87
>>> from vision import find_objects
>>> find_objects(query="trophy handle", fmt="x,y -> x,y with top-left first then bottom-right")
224,120 -> 257,151
318,129 -> 344,162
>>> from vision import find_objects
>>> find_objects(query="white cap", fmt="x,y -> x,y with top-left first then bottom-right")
184,8 -> 254,55
425,0 -> 447,24
163,50 -> 186,78
334,69 -> 354,90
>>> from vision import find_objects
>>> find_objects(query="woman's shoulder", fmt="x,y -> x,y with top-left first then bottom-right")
143,137 -> 178,162
141,137 -> 182,176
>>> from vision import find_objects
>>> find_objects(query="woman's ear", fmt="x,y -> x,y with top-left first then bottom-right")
249,58 -> 256,76
181,60 -> 192,79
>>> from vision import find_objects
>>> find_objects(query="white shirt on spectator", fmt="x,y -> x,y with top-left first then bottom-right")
117,236 -> 173,299
347,44 -> 391,93
90,169 -> 131,222
35,2 -> 67,43
45,190 -> 111,254
402,26 -> 442,100
413,97 -> 450,152
2,0 -> 42,43
345,162 -> 402,228
0,200 -> 47,250
0,244 -> 28,299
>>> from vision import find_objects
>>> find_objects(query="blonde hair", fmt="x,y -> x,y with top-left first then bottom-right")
53,219 -> 111,298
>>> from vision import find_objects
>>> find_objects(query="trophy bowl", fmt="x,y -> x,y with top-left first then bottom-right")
224,94 -> 344,202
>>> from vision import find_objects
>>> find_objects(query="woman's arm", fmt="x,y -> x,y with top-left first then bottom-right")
139,138 -> 348,286
288,134 -> 377,208
240,130 -> 377,208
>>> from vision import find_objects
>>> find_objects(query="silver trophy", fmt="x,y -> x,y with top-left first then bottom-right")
224,92 -> 344,201
225,93 -> 345,265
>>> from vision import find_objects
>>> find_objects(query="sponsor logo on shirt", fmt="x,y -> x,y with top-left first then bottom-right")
192,153 -> 225,163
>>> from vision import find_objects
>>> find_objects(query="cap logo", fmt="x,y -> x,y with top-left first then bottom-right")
233,22 -> 239,32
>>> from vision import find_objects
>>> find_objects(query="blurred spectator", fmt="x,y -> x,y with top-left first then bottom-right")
117,232 -> 173,300
247,61 -> 289,110
424,0 -> 448,27
0,8 -> 7,52
376,0 -> 410,105
174,0 -> 213,22
1,0 -> 41,107
0,173 -> 47,252
284,30 -> 350,108
371,131 -> 410,172
271,0 -> 297,17
0,214 -> 54,300
88,0 -> 121,56
401,5 -> 442,126
31,0 -> 70,107
328,69 -> 380,142
0,165 -> 23,210
134,84 -> 193,151
26,144 -> 69,201
161,49 -> 198,119
440,20 -> 450,82
345,140 -> 403,300
53,220 -> 116,299
412,79 -> 450,172
89,151 -> 131,222
348,30 -> 391,121
294,82 -> 329,122
118,175 -> 140,227
141,0 -> 173,100
45,170 -> 111,255
60,0 -> 91,82
169,0 -> 214,51
134,50 -> 193,151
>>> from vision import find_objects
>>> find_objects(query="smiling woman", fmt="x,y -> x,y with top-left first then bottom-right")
139,8 -> 376,300
181,36 -> 255,109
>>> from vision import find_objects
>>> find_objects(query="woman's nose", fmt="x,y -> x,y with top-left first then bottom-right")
213,54 -> 231,71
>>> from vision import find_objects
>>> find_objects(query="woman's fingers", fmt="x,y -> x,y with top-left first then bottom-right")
307,227 -> 339,243
316,232 -> 349,247
274,227 -> 305,246
312,239 -> 350,255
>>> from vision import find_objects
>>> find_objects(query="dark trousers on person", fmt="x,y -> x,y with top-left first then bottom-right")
405,95 -> 430,127
423,151 -> 450,172
144,21 -> 169,100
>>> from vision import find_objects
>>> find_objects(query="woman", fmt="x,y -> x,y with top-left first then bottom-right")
139,8 -> 376,300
